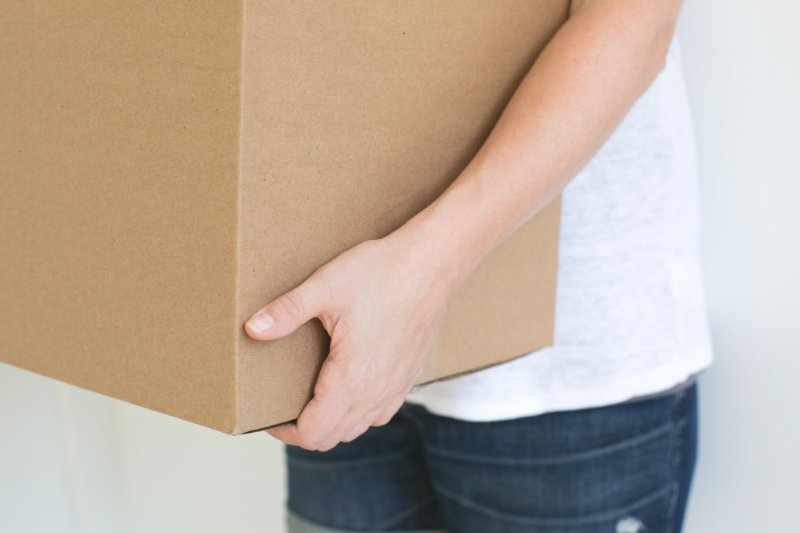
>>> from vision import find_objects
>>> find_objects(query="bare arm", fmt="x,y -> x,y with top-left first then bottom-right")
246,0 -> 684,451
390,0 -> 682,296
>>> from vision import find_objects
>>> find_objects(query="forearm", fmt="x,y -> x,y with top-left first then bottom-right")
387,0 -> 682,295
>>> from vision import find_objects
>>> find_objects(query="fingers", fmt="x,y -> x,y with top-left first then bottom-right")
295,395 -> 351,450
266,424 -> 302,447
268,345 -> 422,451
265,356 -> 357,451
245,274 -> 325,341
338,396 -> 405,443
264,408 -> 346,452
266,400 -> 401,451
313,365 -> 418,449
265,389 -> 409,451
340,421 -> 371,443
270,376 -> 407,450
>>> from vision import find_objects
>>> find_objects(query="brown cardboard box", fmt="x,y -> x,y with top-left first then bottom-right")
0,1 -> 568,434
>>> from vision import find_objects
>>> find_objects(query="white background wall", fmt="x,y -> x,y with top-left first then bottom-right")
2,2 -> 798,532
677,1 -> 800,531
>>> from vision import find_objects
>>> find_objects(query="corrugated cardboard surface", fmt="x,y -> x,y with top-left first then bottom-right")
1,1 -> 567,434
0,1 -> 243,431
234,0 -> 566,432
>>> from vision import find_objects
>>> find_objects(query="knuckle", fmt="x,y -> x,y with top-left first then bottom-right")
319,442 -> 338,452
373,398 -> 404,427
342,424 -> 369,442
295,430 -> 322,452
315,437 -> 338,452
372,413 -> 393,427
277,291 -> 307,320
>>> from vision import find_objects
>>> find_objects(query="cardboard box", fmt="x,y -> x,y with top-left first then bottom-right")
0,1 -> 568,434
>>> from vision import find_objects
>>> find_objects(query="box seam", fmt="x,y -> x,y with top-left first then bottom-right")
230,0 -> 248,435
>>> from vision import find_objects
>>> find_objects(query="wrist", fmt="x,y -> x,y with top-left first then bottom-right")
381,175 -> 506,301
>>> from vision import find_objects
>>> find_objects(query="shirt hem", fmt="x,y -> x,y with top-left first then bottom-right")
404,344 -> 713,422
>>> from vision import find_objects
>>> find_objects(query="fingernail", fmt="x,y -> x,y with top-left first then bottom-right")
247,311 -> 275,334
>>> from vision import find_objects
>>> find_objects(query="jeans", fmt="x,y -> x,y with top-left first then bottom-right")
285,382 -> 699,533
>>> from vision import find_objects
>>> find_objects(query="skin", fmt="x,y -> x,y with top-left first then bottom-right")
245,0 -> 684,451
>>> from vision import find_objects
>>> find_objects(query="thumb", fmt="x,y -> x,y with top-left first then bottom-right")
244,278 -> 324,341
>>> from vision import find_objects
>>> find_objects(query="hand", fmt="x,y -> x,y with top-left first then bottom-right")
244,233 -> 455,451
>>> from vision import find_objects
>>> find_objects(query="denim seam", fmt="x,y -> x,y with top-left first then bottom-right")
287,443 -> 418,469
286,495 -> 441,533
374,493 -> 440,531
286,506 -> 352,533
421,421 -> 674,467
431,480 -> 674,527
666,389 -> 688,532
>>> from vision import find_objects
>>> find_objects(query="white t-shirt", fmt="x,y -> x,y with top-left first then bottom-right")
405,35 -> 714,421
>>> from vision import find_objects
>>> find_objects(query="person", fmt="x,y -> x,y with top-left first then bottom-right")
244,0 -> 713,531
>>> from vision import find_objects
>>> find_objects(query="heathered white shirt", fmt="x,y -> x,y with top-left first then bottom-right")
405,35 -> 714,421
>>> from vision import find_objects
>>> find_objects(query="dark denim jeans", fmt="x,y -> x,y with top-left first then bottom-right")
285,383 -> 698,533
